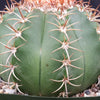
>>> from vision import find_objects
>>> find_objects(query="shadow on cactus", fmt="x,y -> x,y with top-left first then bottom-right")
0,0 -> 100,98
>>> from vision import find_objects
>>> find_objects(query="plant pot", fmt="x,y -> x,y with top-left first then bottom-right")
0,94 -> 100,100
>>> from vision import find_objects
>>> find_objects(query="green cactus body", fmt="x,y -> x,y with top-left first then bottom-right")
0,0 -> 100,97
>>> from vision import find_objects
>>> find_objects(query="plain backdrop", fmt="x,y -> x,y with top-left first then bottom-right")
0,0 -> 100,10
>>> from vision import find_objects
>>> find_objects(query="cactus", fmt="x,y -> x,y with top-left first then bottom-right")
0,0 -> 100,98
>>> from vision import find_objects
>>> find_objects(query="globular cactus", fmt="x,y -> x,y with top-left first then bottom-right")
0,0 -> 100,98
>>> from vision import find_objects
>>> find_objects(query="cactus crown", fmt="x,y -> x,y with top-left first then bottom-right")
0,0 -> 100,98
